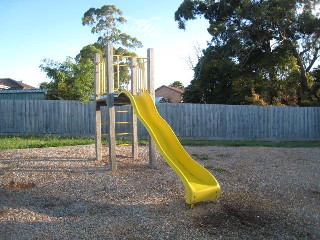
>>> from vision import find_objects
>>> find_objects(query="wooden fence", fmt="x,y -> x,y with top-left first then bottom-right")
0,100 -> 319,140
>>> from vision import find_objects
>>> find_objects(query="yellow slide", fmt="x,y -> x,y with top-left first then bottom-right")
121,90 -> 221,205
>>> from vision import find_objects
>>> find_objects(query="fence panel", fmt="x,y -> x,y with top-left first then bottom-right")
0,100 -> 319,140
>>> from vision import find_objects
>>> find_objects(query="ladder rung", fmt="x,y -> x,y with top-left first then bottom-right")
116,121 -> 132,124
100,121 -> 132,125
116,110 -> 131,113
113,64 -> 128,67
116,132 -> 131,136
117,143 -> 132,146
101,132 -> 132,137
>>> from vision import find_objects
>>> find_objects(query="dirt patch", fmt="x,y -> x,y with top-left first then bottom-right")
2,180 -> 36,190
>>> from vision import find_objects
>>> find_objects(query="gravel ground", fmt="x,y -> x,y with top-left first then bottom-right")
0,145 -> 319,239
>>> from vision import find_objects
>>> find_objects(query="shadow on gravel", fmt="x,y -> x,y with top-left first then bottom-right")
0,187 -> 318,239
193,192 -> 317,239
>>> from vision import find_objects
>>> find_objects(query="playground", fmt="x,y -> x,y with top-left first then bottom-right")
1,45 -> 319,239
0,144 -> 319,239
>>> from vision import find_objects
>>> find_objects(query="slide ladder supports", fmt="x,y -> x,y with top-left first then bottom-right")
94,43 -> 156,171
94,53 -> 102,162
131,58 -> 139,160
106,44 -> 117,171
147,48 -> 157,169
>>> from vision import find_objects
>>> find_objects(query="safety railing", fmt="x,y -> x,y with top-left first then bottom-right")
95,54 -> 148,98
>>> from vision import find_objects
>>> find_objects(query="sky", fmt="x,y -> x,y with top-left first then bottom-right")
0,0 -> 212,89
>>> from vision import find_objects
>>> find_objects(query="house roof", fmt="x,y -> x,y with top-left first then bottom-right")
155,85 -> 185,94
0,89 -> 48,94
0,78 -> 36,90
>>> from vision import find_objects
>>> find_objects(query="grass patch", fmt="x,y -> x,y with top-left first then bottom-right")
0,136 -> 95,150
0,136 -> 319,150
0,136 -> 149,150
181,140 -> 320,148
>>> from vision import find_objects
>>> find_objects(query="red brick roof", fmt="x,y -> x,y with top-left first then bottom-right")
0,78 -> 36,90
155,85 -> 185,94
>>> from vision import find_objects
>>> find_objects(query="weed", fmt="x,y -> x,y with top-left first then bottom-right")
217,153 -> 231,158
0,163 -> 17,174
207,165 -> 227,172
200,154 -> 209,160
214,166 -> 227,172
191,153 -> 209,160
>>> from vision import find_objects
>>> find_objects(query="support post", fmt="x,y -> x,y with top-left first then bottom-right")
147,48 -> 157,168
131,58 -> 139,159
107,43 -> 117,171
94,53 -> 102,161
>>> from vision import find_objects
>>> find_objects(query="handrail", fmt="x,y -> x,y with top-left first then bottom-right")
95,54 -> 148,97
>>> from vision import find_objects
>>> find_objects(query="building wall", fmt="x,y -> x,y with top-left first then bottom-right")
155,87 -> 182,103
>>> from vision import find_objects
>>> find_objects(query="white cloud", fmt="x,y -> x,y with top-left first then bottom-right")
123,16 -> 163,40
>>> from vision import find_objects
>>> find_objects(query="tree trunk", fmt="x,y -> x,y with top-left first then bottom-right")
288,41 -> 309,93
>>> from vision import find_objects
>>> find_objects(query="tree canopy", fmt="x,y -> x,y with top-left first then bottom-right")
82,5 -> 142,49
175,0 -> 320,106
40,5 -> 142,101
169,81 -> 185,89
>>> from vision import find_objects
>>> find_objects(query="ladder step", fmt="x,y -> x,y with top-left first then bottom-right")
117,143 -> 132,146
99,110 -> 131,113
101,122 -> 108,125
116,121 -> 132,125
113,64 -> 128,67
116,110 -> 131,113
116,132 -> 131,136
101,132 -> 132,137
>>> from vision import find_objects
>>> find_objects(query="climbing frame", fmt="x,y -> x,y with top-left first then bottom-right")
94,43 -> 156,171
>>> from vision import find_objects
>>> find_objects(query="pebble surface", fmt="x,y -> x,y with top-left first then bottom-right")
0,145 -> 319,239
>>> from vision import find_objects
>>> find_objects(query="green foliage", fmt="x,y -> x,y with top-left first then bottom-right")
169,81 -> 185,89
82,5 -> 142,49
184,45 -> 238,104
176,0 -> 320,106
40,56 -> 94,102
40,5 -> 143,101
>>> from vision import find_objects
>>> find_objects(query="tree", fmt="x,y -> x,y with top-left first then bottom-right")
40,57 -> 95,102
169,81 -> 185,89
40,5 -> 142,101
175,0 -> 320,105
82,5 -> 142,49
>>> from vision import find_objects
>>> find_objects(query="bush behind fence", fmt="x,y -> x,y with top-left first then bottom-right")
0,100 -> 319,141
